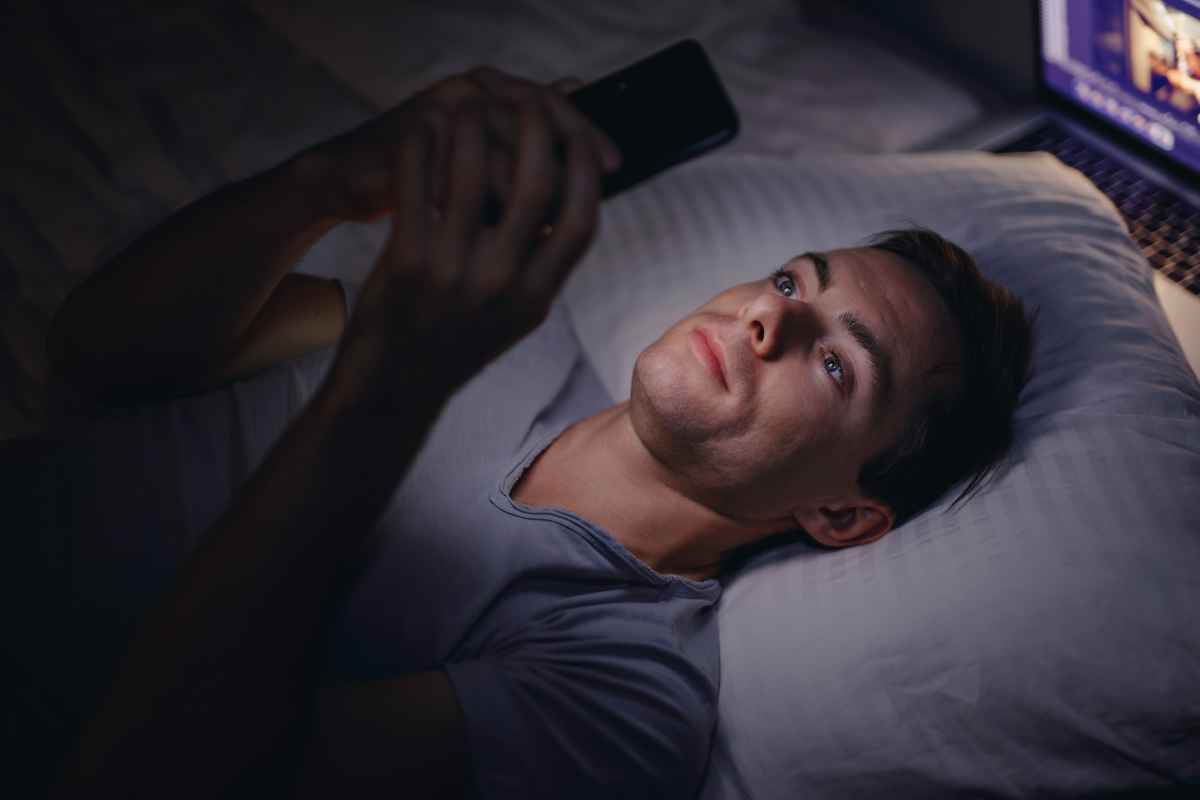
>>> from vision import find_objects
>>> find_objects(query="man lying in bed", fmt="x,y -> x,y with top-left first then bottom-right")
46,67 -> 1032,798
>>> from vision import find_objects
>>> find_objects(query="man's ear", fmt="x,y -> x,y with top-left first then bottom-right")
793,497 -> 895,548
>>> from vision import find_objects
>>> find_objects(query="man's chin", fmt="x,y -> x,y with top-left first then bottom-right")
630,357 -> 727,452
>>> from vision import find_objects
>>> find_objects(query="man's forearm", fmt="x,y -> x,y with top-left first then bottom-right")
48,153 -> 337,395
53,373 -> 447,798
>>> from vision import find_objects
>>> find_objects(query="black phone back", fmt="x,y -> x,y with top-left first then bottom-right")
569,39 -> 740,197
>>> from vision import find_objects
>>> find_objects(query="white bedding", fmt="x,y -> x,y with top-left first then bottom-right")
249,0 -> 982,158
557,150 -> 1200,796
7,1 -> 1199,797
0,0 -> 377,439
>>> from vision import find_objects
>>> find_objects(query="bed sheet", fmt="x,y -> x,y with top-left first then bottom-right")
247,0 -> 983,159
0,0 -> 378,440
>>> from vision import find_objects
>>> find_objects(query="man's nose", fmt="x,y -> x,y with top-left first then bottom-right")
743,293 -> 819,359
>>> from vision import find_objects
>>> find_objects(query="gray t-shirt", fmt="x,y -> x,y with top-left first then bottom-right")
327,291 -> 722,797
18,284 -> 721,798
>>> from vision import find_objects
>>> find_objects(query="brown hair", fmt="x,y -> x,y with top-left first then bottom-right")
859,227 -> 1035,525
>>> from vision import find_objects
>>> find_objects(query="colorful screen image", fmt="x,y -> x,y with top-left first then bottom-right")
1042,0 -> 1200,174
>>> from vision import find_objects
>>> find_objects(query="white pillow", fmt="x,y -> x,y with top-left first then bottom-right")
561,152 -> 1200,797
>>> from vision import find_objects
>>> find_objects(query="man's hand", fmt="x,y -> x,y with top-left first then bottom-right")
49,67 -> 616,800
297,68 -> 620,225
322,68 -> 618,411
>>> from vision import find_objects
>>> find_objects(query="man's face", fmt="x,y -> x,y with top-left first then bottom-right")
629,246 -> 960,537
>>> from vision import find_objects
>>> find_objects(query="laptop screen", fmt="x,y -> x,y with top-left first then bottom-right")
1040,0 -> 1200,176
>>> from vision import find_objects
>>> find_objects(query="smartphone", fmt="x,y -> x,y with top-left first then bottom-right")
569,39 -> 739,197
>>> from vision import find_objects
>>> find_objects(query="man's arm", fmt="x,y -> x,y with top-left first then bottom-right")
51,67 -> 610,798
46,70 -> 615,411
296,671 -> 474,799
50,372 -> 455,798
204,272 -> 346,387
47,156 -> 344,407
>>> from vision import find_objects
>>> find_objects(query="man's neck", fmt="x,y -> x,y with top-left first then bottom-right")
511,402 -> 784,582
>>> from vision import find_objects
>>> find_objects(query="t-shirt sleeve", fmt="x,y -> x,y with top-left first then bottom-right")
444,607 -> 718,800
270,276 -> 362,406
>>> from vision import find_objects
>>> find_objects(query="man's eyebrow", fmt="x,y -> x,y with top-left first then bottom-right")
795,251 -> 894,413
839,311 -> 894,414
796,251 -> 830,292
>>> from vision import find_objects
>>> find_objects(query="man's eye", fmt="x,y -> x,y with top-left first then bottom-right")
771,269 -> 797,298
823,352 -> 845,385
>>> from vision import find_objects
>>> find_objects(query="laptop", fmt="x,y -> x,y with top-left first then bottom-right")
939,0 -> 1200,375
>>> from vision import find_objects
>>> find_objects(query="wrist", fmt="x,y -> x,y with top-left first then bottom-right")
283,147 -> 348,228
312,341 -> 451,422
288,128 -> 397,225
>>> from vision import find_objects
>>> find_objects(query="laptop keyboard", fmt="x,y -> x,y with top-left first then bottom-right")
996,121 -> 1200,297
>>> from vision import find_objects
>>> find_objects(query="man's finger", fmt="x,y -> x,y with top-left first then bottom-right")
421,109 -> 452,216
434,102 -> 489,281
540,86 -> 621,177
389,121 -> 435,270
486,147 -> 514,220
483,102 -> 519,155
522,128 -> 602,300
467,67 -> 621,174
496,94 -> 562,261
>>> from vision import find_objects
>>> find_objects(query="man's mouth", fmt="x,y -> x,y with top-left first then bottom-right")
689,328 -> 728,390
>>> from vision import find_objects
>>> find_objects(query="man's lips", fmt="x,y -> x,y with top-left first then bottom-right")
689,328 -> 728,389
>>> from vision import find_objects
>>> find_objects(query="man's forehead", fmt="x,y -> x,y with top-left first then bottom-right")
795,247 -> 958,410
808,246 -> 948,329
